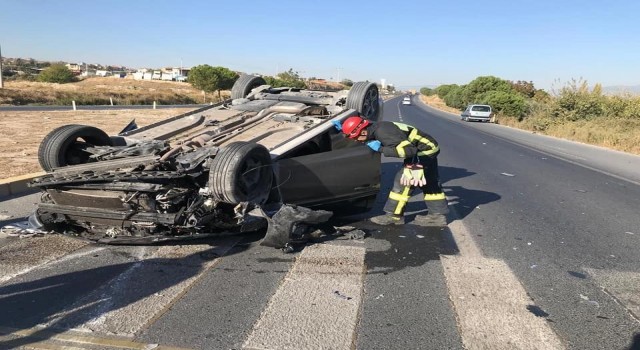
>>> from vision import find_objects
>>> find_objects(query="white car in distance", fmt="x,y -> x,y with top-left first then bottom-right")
402,96 -> 411,105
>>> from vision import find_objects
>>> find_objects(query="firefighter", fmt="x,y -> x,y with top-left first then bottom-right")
333,116 -> 448,226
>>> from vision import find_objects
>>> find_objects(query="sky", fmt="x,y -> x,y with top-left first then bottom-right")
1,0 -> 639,91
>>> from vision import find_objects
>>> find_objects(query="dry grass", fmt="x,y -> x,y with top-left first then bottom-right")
0,77 -> 229,106
419,95 -> 461,114
419,95 -> 640,156
497,115 -> 640,155
0,108 -> 196,179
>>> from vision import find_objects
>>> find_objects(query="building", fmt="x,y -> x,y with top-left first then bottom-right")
65,63 -> 82,73
131,67 -> 189,81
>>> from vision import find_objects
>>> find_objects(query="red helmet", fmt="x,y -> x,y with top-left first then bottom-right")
341,116 -> 370,139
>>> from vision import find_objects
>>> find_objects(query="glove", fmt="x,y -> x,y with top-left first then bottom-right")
411,165 -> 426,187
400,166 -> 413,187
400,164 -> 426,187
366,140 -> 381,152
331,120 -> 342,131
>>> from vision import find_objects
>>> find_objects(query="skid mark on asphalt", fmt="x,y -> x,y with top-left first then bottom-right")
443,218 -> 564,349
244,243 -> 366,350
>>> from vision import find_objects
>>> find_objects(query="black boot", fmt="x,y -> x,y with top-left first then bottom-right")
370,214 -> 405,225
413,213 -> 447,226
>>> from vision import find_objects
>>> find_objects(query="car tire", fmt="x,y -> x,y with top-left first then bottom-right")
209,141 -> 273,204
346,82 -> 380,120
38,124 -> 113,171
231,75 -> 267,99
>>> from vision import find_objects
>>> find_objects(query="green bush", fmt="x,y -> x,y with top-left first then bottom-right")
550,80 -> 605,121
188,65 -> 238,99
442,85 -> 467,110
478,90 -> 527,119
37,64 -> 76,83
420,87 -> 435,96
263,69 -> 306,89
435,84 -> 459,99
466,76 -> 513,96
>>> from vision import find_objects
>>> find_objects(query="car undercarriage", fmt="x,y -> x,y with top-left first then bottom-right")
27,76 -> 383,246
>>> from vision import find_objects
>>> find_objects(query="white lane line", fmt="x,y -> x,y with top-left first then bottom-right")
43,240 -> 240,336
0,236 -> 91,284
244,243 -> 366,350
0,325 -> 192,350
443,215 -> 564,349
585,268 -> 640,322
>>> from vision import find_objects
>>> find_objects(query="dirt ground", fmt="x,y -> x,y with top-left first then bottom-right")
0,108 -> 195,180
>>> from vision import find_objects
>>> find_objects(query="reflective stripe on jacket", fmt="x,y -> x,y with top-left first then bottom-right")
369,121 -> 439,158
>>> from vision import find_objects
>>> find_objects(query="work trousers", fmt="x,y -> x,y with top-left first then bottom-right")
382,155 -> 449,216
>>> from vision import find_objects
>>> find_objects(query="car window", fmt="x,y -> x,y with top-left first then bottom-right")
471,106 -> 491,112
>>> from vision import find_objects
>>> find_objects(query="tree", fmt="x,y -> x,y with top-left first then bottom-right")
478,90 -> 527,119
420,87 -> 435,96
464,76 -> 513,103
435,84 -> 460,99
37,64 -> 76,83
510,80 -> 536,98
442,85 -> 468,110
267,69 -> 305,88
340,79 -> 354,87
188,65 -> 238,100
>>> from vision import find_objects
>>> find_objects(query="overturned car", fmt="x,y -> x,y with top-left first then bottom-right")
28,76 -> 382,245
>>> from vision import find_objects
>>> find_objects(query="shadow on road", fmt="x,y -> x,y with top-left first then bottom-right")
0,236 -> 254,349
439,165 -> 501,220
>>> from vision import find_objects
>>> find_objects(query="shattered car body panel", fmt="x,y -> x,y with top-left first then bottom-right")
29,77 -> 382,245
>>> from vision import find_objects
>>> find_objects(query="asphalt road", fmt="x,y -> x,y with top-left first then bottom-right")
0,96 -> 639,349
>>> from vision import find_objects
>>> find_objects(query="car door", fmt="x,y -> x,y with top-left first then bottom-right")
274,128 -> 381,213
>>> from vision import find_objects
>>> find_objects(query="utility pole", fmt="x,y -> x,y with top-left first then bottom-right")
0,44 -> 4,88
336,67 -> 342,83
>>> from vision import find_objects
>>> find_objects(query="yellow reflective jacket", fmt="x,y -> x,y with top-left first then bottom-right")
369,121 -> 439,158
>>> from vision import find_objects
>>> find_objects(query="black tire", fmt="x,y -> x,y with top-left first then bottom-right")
231,75 -> 267,99
38,124 -> 112,171
209,141 -> 273,204
346,82 -> 380,120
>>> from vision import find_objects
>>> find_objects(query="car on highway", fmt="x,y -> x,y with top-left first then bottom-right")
28,75 -> 383,245
402,96 -> 411,105
461,104 -> 492,122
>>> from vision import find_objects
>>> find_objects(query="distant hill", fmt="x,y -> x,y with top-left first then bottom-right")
602,85 -> 640,95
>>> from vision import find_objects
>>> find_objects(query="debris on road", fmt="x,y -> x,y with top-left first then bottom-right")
501,172 -> 516,177
580,294 -> 600,307
333,290 -> 352,300
258,204 -> 333,248
0,221 -> 48,239
344,229 -> 366,240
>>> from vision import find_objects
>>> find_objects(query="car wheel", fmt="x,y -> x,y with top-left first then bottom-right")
346,82 -> 380,120
209,141 -> 274,204
231,75 -> 267,99
38,124 -> 113,171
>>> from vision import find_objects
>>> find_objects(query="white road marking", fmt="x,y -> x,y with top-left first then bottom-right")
585,268 -> 640,321
0,325 -> 192,350
42,240 -> 240,336
244,243 -> 366,350
443,216 -> 564,349
0,236 -> 90,284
